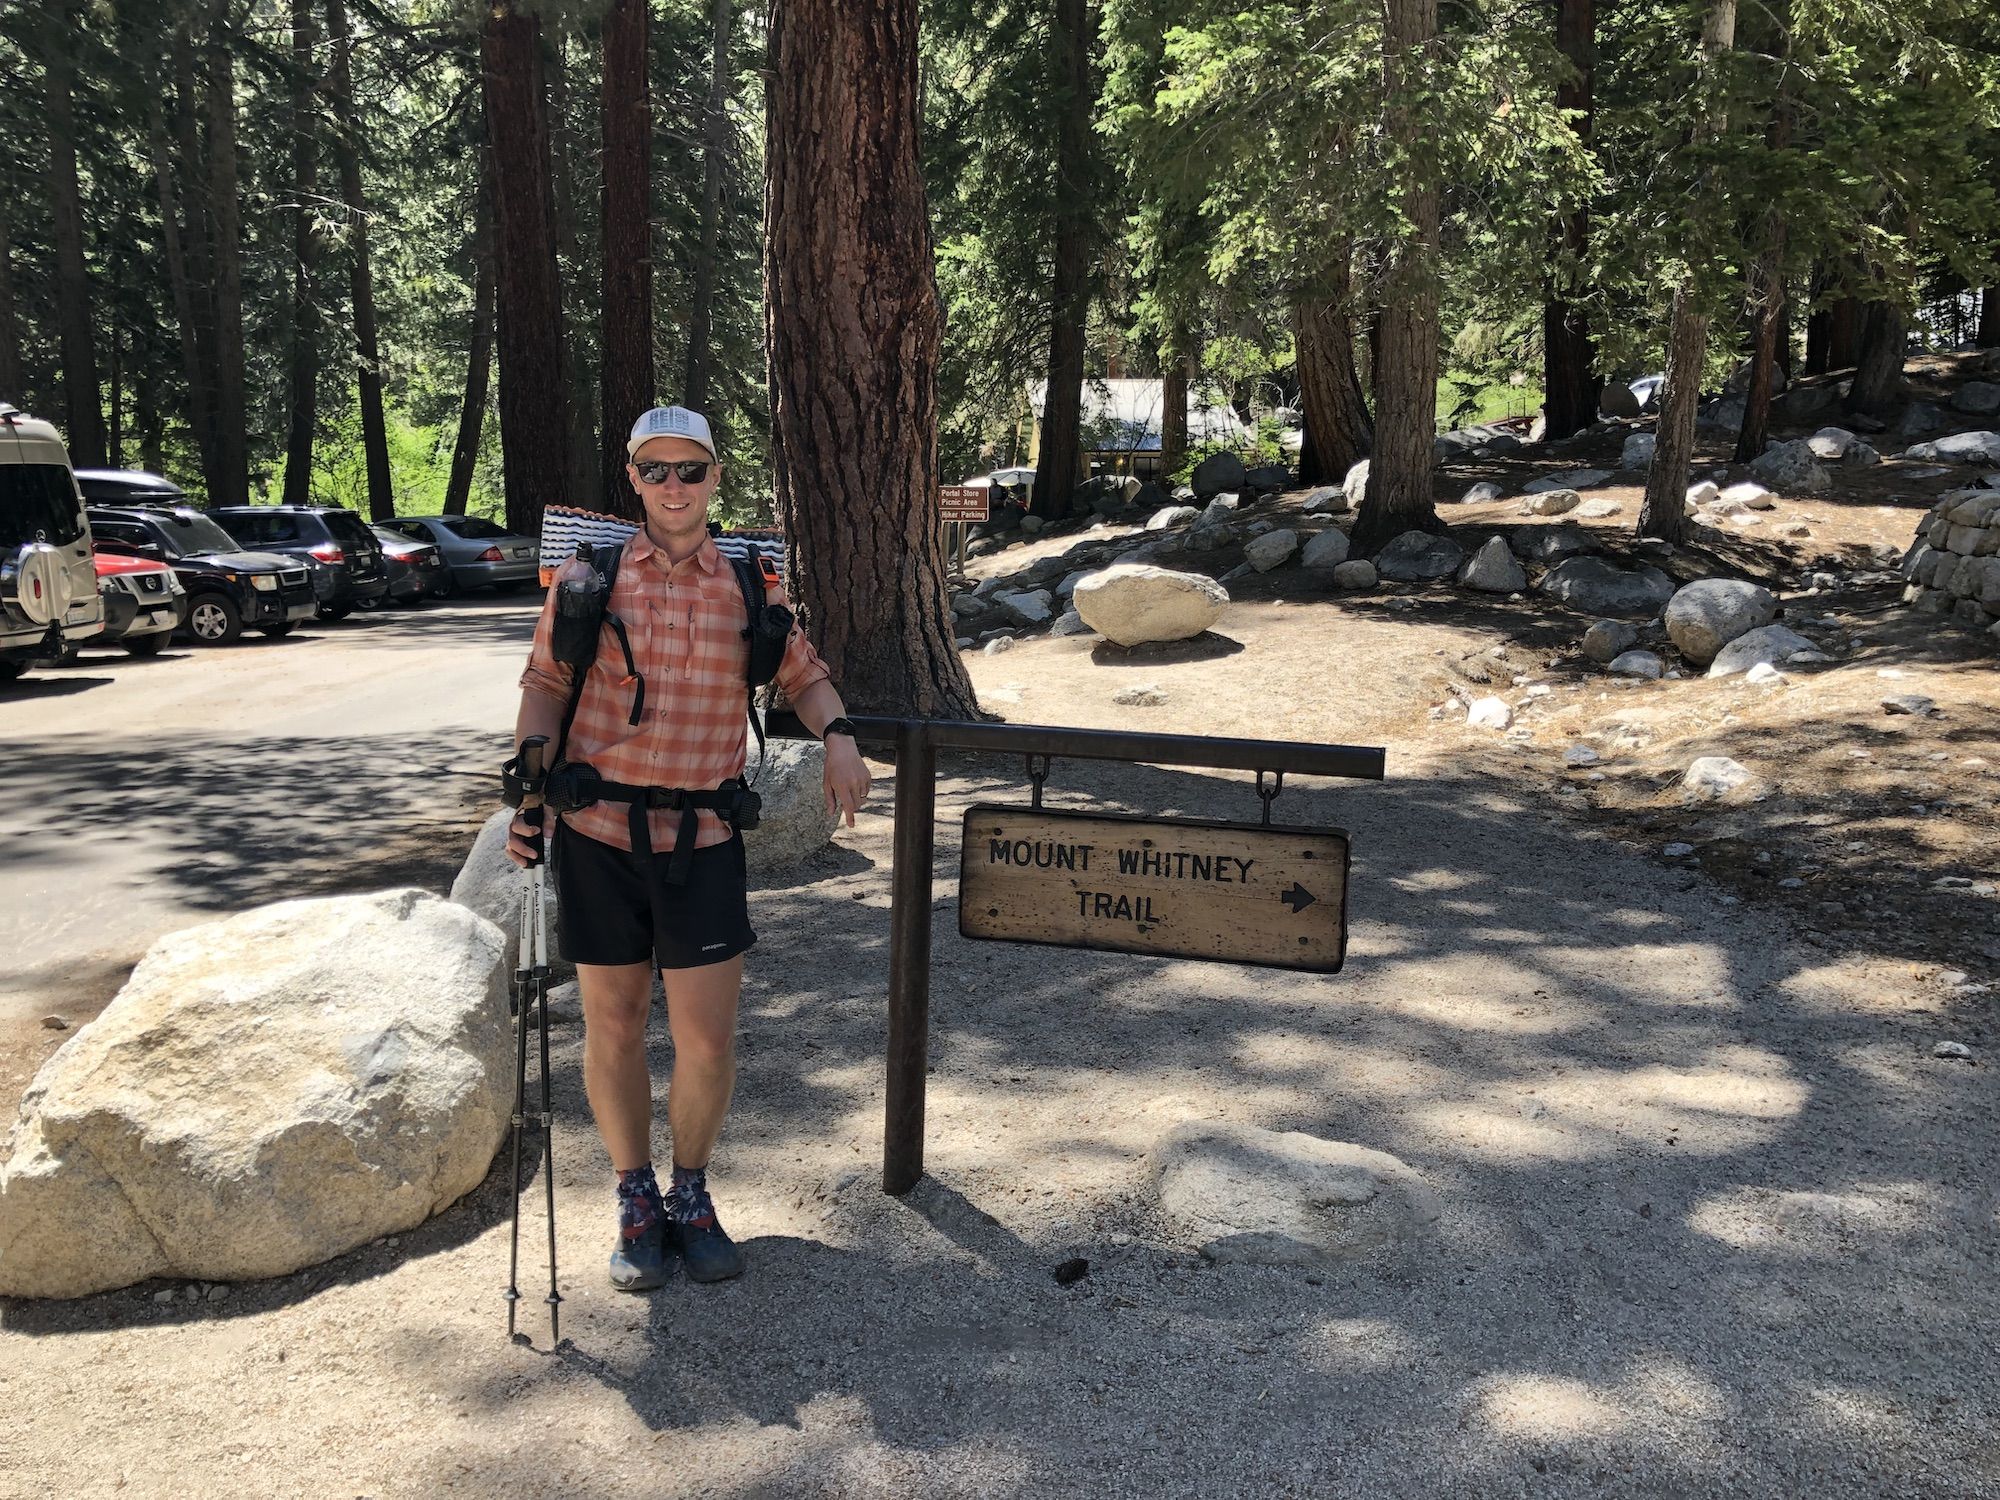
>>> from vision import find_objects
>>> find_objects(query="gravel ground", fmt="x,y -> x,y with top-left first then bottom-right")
4,741 -> 1996,1499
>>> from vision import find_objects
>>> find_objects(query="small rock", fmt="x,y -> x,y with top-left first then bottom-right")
1299,529 -> 1350,569
1331,559 -> 1377,590
1244,529 -> 1299,572
1562,745 -> 1600,767
1050,608 -> 1092,637
1576,499 -> 1623,519
1466,697 -> 1513,730
1302,486 -> 1347,515
1932,1041 -> 1973,1061
152,1289 -> 174,1305
1663,842 -> 1695,858
1457,482 -> 1503,506
1685,481 -> 1721,509
983,636 -> 1016,655
1112,684 -> 1167,707
1524,489 -> 1582,516
1719,481 -> 1775,510
40,1016 -> 68,1031
1745,662 -> 1786,685
1682,756 -> 1755,800
1880,694 -> 1937,717
1581,619 -> 1639,663
1607,649 -> 1664,679
1146,505 -> 1199,532
1457,536 -> 1528,593
1341,459 -> 1371,510
1621,433 -> 1656,470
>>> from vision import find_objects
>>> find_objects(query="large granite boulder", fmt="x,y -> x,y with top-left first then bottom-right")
742,739 -> 841,875
1374,530 -> 1467,582
1538,555 -> 1676,616
1191,451 -> 1247,500
1341,459 -> 1371,511
1072,563 -> 1229,647
1905,431 -> 2000,466
1663,578 -> 1778,665
1299,528 -> 1351,569
1457,536 -> 1527,593
1749,439 -> 1832,492
1707,623 -> 1818,678
1244,529 -> 1299,572
0,890 -> 511,1298
1149,1122 -> 1441,1266
1510,523 -> 1600,566
1243,463 -> 1292,494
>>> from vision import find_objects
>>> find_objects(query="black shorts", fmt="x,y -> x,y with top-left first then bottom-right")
552,822 -> 756,970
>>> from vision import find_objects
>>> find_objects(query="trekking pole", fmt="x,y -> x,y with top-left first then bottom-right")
504,735 -> 562,1347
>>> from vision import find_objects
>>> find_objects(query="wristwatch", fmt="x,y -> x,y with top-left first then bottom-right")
820,716 -> 858,742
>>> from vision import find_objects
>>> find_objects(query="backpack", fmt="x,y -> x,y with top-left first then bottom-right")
548,538 -> 793,780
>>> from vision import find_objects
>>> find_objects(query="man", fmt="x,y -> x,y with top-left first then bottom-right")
506,403 -> 871,1292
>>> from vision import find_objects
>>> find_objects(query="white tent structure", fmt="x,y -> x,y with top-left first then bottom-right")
1025,378 -> 1251,480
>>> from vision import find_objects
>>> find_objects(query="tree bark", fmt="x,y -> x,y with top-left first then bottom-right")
0,190 -> 21,401
481,4 -> 569,538
1734,88 -> 1790,464
1980,287 -> 2000,348
1542,0 -> 1599,440
45,24 -> 108,467
1029,0 -> 1095,521
1351,0 -> 1442,554
1292,270 -> 1372,486
206,22 -> 250,506
1847,299 -> 1906,415
764,0 -> 978,717
599,0 -> 653,518
444,163 -> 496,519
546,38 -> 598,510
282,0 -> 322,507
683,0 -> 730,412
169,23 -> 220,492
1826,294 -> 1861,369
1639,0 -> 1737,544
325,0 -> 394,520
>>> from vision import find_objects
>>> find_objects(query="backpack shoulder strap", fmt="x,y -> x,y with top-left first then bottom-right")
553,541 -> 628,765
728,549 -> 770,779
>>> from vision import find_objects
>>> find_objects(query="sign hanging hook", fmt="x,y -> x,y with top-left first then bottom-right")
1025,753 -> 1052,809
1255,769 -> 1284,826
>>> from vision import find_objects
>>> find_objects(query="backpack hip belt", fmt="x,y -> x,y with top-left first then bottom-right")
544,761 -> 761,886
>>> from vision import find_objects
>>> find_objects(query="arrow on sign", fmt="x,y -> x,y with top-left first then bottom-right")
1279,883 -> 1316,914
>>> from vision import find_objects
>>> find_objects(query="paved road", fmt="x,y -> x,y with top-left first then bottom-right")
0,593 -> 537,1027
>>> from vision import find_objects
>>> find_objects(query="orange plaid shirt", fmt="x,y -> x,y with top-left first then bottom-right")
519,530 -> 831,853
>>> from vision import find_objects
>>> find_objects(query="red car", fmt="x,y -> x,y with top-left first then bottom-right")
91,548 -> 185,655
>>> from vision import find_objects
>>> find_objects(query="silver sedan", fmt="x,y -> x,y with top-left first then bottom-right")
376,515 -> 540,595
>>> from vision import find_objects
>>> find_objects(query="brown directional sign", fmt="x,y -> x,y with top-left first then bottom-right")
939,485 -> 991,524
959,805 -> 1349,973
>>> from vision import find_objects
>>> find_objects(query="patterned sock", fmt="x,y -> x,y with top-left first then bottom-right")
616,1164 -> 663,1241
668,1163 -> 715,1227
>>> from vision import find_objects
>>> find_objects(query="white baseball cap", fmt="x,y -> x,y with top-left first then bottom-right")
627,404 -> 717,460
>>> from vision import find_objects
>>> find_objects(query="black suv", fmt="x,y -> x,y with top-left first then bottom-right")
209,505 -> 389,618
87,505 -> 317,644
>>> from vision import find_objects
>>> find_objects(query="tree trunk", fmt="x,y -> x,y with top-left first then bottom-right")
1542,0 -> 1599,440
1029,0 -> 1095,521
1826,294 -> 1861,369
444,164 -> 496,519
1639,0 -> 1737,543
599,0 -> 653,518
1351,0 -> 1442,554
682,0 -> 730,411
1847,299 -> 1906,415
1159,332 -> 1189,478
206,24 -> 250,506
1292,273 -> 1371,486
145,94 -> 210,479
45,25 -> 108,467
108,323 -> 123,468
325,0 -> 394,520
1979,287 -> 2000,348
546,39 -> 598,510
481,4 -> 569,538
282,0 -> 322,507
136,360 -> 165,474
764,0 -> 978,717
1734,88 -> 1789,464
0,191 -> 21,401
169,24 -> 220,492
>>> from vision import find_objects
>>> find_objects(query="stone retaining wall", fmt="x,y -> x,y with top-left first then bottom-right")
1901,488 -> 2000,644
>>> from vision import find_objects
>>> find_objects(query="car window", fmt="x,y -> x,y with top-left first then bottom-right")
0,464 -> 85,548
91,518 -> 154,550
324,512 -> 376,547
381,519 -> 430,541
442,516 -> 510,540
153,512 -> 243,556
217,511 -> 302,546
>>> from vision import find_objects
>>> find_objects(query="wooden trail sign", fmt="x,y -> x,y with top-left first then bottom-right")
959,805 -> 1350,973
939,485 -> 990,524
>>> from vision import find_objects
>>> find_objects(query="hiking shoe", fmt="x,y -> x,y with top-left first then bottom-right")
668,1178 -> 745,1283
608,1217 -> 672,1293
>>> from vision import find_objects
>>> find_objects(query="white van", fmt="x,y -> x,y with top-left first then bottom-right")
1,403 -> 104,682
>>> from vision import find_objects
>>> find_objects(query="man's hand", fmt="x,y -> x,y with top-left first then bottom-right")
823,738 -> 871,827
504,810 -> 544,868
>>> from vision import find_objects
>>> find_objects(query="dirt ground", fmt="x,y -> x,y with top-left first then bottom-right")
4,369 -> 1999,1498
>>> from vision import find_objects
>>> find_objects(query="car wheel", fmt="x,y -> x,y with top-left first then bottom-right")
432,570 -> 461,599
259,623 -> 296,639
319,603 -> 353,621
124,634 -> 169,656
187,594 -> 244,645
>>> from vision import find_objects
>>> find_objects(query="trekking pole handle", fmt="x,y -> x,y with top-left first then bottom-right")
518,735 -> 549,865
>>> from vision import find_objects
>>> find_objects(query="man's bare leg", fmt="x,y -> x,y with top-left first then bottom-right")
576,960 -> 656,1170
663,953 -> 745,1171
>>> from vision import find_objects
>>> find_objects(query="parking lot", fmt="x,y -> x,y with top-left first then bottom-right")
0,592 -> 539,1102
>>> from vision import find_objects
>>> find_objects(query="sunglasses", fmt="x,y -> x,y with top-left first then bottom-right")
634,459 -> 713,485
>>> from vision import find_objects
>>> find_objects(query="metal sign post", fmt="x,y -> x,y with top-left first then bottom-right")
938,485 -> 989,586
767,712 -> 1385,1196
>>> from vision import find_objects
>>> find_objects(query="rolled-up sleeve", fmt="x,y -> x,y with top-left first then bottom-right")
770,583 -> 832,701
517,588 -> 574,703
